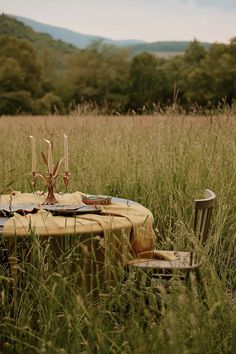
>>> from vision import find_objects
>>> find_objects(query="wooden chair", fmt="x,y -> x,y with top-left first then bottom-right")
126,189 -> 216,301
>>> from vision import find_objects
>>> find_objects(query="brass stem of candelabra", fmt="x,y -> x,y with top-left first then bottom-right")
43,174 -> 58,205
29,155 -> 69,205
63,171 -> 70,189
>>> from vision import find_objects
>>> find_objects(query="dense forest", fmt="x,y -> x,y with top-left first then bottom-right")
0,15 -> 236,115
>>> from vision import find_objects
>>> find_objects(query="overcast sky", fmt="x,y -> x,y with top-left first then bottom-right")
1,0 -> 235,43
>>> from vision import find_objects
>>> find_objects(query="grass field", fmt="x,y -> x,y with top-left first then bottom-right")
0,113 -> 236,353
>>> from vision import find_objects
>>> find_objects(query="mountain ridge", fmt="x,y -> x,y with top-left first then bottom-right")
11,14 -> 147,48
3,13 -> 212,55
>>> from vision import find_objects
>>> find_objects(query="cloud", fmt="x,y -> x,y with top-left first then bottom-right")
181,0 -> 236,10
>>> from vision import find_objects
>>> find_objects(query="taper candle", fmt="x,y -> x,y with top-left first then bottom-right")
29,135 -> 36,173
64,134 -> 69,172
45,139 -> 53,174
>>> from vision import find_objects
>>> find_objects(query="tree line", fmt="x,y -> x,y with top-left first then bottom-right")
0,34 -> 236,115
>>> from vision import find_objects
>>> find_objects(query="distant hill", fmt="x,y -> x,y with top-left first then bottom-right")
126,41 -> 212,55
1,14 -> 212,58
0,14 -> 78,76
12,14 -> 212,56
0,14 -> 76,53
12,15 -> 146,49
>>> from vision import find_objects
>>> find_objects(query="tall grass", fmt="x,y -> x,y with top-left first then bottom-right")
0,113 -> 236,353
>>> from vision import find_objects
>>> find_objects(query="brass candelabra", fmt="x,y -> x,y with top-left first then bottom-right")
29,137 -> 69,205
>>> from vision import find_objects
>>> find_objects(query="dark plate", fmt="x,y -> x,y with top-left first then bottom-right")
43,204 -> 102,216
0,203 -> 40,216
82,195 -> 112,205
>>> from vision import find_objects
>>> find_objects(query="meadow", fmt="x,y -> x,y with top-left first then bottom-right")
0,113 -> 236,354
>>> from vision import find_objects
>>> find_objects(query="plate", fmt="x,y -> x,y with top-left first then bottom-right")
81,195 -> 112,205
0,203 -> 40,216
43,204 -> 102,216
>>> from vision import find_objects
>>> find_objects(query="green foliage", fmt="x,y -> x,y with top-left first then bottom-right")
0,91 -> 34,114
33,92 -> 63,115
129,53 -> 159,110
0,14 -> 77,78
185,39 -> 207,64
0,36 -> 41,95
63,42 -> 130,111
0,36 -> 43,114
178,41 -> 208,106
0,58 -> 25,92
0,15 -> 236,114
0,15 -> 76,55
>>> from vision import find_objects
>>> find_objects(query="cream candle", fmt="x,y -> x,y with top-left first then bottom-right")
64,134 -> 69,172
29,135 -> 36,173
45,139 -> 53,174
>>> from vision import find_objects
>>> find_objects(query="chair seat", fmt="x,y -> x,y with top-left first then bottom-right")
127,250 -> 200,270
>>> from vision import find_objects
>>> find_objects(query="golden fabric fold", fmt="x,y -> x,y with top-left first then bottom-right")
2,192 -> 155,255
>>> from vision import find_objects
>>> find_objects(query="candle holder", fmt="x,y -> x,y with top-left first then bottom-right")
30,153 -> 70,205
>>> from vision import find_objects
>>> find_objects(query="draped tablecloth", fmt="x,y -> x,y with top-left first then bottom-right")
1,191 -> 155,255
0,191 -> 157,293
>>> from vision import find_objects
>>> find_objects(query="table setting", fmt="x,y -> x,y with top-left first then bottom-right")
0,135 -> 156,262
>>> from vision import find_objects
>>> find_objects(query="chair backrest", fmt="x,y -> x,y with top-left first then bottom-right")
193,189 -> 216,246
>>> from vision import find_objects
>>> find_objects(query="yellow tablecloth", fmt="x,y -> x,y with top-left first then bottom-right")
0,190 -> 83,205
1,192 -> 155,254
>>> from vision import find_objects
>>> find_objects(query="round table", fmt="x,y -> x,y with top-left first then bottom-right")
0,192 -> 155,292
